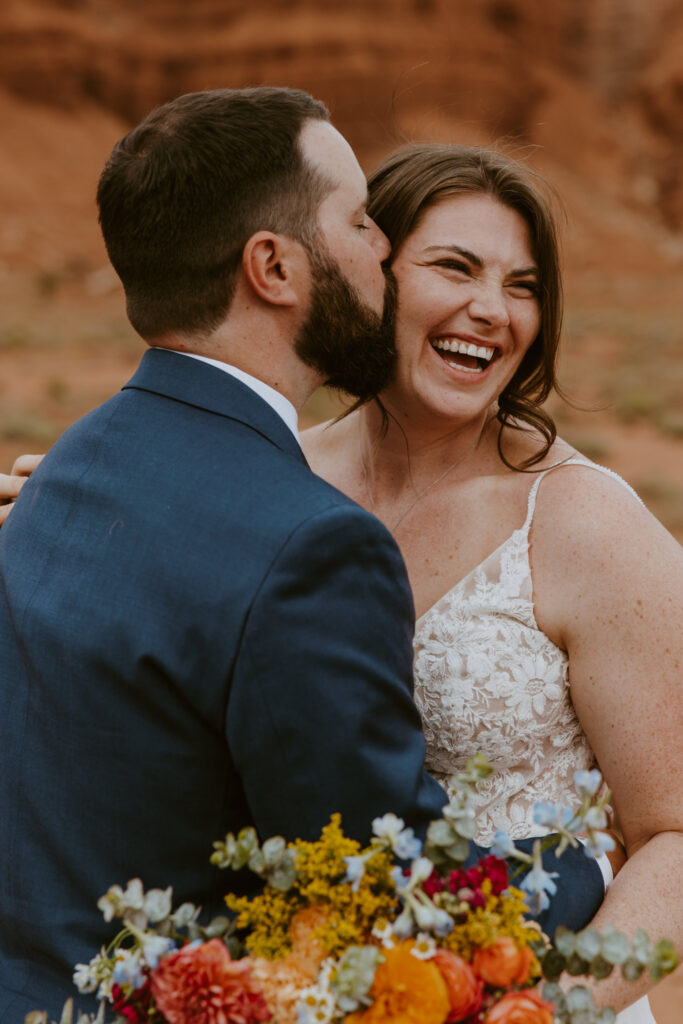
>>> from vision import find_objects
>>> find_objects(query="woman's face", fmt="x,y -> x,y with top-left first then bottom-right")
384,193 -> 542,428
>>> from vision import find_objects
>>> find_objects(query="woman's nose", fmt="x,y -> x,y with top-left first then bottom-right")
468,281 -> 510,328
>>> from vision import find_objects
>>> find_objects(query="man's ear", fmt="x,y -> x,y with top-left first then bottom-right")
242,231 -> 307,307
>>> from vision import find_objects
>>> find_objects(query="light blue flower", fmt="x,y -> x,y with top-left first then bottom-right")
432,908 -> 455,937
394,828 -> 422,861
112,949 -> 144,989
491,829 -> 517,858
343,856 -> 367,892
524,889 -> 551,915
140,934 -> 176,970
533,802 -> 560,827
372,814 -> 422,860
584,806 -> 608,830
522,863 -> 558,895
582,831 -> 616,858
390,865 -> 406,890
574,769 -> 602,796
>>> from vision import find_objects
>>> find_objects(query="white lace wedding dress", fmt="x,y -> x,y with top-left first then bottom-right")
413,459 -> 654,1024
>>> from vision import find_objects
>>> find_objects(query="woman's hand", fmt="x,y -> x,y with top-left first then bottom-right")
0,454 -> 44,525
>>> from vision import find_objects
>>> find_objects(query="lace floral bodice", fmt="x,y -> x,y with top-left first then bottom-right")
413,459 -> 643,843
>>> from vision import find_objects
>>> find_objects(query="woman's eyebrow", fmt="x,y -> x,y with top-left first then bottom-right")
509,266 -> 539,277
423,244 -> 482,267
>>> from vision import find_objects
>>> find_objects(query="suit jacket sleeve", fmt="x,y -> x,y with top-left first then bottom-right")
226,502 -> 448,843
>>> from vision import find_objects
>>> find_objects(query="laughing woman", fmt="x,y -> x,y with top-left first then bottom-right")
303,144 -> 683,1022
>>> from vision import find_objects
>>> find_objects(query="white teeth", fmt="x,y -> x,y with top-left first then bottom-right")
431,339 -> 495,361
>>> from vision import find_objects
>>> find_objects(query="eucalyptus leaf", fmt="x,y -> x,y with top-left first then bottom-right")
541,948 -> 567,981
445,838 -> 470,862
268,858 -> 297,891
653,938 -> 678,974
589,954 -> 613,980
631,930 -> 653,966
143,886 -> 173,923
204,915 -> 232,938
601,930 -> 630,965
576,927 -> 602,962
247,848 -> 266,875
596,1010 -> 617,1024
566,952 -> 589,976
237,827 -> 259,851
453,817 -> 477,840
555,927 -> 577,957
565,986 -> 594,1012
210,834 -> 240,870
174,902 -> 199,929
262,836 -> 286,867
426,820 -> 456,846
566,1011 -> 592,1024
542,981 -> 565,1006
621,957 -> 645,982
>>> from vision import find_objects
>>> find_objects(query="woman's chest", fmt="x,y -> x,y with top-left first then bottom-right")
395,480 -> 530,619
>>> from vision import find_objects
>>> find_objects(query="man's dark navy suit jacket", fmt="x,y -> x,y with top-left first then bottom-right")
0,349 -> 602,1019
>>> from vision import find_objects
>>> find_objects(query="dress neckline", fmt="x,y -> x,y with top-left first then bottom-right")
415,525 -> 528,627
415,457 -> 594,627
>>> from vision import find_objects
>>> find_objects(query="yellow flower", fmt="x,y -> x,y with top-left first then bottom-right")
225,816 -> 397,959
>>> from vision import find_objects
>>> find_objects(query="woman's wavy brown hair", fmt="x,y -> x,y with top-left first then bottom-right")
367,143 -> 564,470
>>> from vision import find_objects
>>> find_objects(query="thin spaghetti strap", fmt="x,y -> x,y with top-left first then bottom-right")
522,458 -> 645,538
521,471 -> 549,535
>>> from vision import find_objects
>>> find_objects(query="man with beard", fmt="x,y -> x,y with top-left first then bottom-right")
0,87 -> 448,1018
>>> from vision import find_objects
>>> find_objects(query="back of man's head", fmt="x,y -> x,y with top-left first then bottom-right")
97,88 -> 330,341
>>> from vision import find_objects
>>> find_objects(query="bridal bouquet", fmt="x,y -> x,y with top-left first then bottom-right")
29,759 -> 677,1024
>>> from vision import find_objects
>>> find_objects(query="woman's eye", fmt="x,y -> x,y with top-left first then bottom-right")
507,281 -> 539,297
435,260 -> 471,274
356,223 -> 370,232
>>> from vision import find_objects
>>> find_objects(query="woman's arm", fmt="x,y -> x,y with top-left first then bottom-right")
0,454 -> 44,525
533,465 -> 683,1011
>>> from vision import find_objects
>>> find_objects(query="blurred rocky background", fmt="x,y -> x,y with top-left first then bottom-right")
1,0 -> 682,546
0,1 -> 681,1015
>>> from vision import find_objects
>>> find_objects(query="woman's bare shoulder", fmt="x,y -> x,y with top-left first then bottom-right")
532,441 -> 682,587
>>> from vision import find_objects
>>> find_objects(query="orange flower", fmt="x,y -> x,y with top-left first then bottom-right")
150,937 -> 271,1024
473,937 -> 535,987
245,907 -> 330,1024
433,948 -> 483,1022
346,941 -> 451,1024
287,905 -> 329,976
486,990 -> 556,1024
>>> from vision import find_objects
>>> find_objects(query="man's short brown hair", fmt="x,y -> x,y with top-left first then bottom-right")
97,88 -> 330,339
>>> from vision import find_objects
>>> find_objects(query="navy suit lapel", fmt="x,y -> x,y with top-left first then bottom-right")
122,348 -> 307,464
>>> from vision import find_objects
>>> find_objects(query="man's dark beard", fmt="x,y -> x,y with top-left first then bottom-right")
294,245 -> 397,403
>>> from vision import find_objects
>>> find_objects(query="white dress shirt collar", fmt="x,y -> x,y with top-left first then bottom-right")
160,350 -> 301,445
